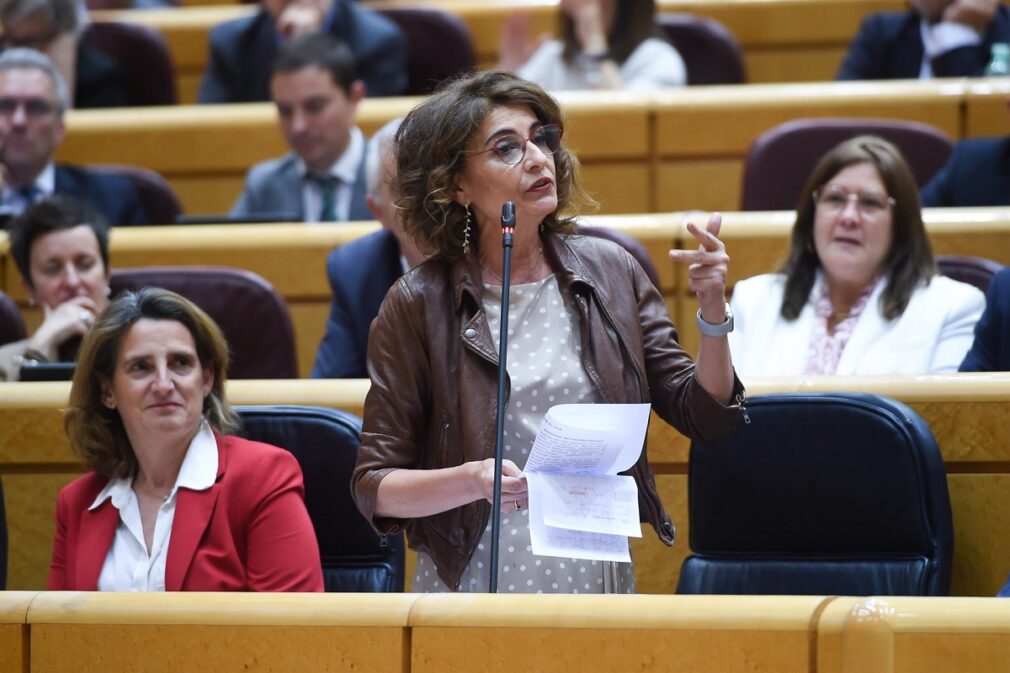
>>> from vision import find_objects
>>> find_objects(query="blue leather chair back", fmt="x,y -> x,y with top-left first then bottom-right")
677,393 -> 953,596
236,406 -> 405,592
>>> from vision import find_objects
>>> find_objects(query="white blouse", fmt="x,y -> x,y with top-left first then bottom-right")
89,422 -> 218,592
517,38 -> 687,91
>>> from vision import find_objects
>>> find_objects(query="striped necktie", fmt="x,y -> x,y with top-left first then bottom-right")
308,174 -> 340,222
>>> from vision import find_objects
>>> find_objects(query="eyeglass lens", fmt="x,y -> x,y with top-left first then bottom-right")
0,97 -> 54,118
816,185 -> 893,217
493,125 -> 562,165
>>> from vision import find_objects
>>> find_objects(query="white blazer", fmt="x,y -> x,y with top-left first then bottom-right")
728,273 -> 985,378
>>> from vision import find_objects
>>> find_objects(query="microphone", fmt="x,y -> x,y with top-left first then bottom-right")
489,201 -> 515,593
501,201 -> 516,239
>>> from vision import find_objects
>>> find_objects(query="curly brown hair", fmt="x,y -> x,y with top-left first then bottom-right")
64,287 -> 239,479
779,135 -> 936,321
395,70 -> 591,259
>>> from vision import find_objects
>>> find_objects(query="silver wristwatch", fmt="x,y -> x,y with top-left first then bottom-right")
696,303 -> 734,337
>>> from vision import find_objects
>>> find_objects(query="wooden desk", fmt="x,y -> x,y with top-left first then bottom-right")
2,376 -> 1009,597
53,93 -> 651,216
3,208 -> 1008,375
5,591 -> 1010,673
55,79 -> 993,217
28,592 -> 414,673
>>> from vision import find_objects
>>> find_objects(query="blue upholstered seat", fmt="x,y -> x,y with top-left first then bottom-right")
235,405 -> 405,593
677,393 -> 953,596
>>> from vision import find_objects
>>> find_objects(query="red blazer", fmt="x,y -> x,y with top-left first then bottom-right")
48,434 -> 324,592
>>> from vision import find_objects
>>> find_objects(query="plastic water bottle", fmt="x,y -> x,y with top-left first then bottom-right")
985,43 -> 1010,77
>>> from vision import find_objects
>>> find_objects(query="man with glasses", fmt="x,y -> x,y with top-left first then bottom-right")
231,33 -> 370,224
0,49 -> 146,226
0,0 -> 131,108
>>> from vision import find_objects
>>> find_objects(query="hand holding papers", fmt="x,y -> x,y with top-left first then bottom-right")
525,403 -> 651,562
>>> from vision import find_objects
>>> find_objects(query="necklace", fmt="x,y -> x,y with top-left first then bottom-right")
480,247 -> 545,285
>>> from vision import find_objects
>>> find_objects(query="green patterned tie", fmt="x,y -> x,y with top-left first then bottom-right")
309,174 -> 340,221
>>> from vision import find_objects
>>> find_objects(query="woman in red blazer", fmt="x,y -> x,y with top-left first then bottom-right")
48,286 -> 323,592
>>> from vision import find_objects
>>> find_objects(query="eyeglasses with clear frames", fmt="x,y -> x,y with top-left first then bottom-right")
813,185 -> 896,219
467,124 -> 563,166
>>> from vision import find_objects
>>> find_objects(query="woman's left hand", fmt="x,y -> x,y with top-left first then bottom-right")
668,213 -> 730,324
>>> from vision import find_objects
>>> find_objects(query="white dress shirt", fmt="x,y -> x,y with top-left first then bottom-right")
90,421 -> 218,592
918,18 -> 983,78
299,126 -> 364,223
0,162 -> 56,214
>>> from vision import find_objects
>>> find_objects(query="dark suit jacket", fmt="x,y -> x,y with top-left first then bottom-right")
48,433 -> 324,592
198,1 -> 407,103
960,267 -> 1010,372
55,164 -> 148,226
837,6 -> 1010,80
75,43 -> 130,109
311,229 -> 402,378
56,163 -> 147,226
921,136 -> 1010,207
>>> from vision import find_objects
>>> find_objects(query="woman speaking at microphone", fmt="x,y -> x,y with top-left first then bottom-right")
351,71 -> 745,593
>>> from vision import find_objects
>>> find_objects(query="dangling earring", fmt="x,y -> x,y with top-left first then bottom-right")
462,203 -> 472,255
27,296 -> 36,307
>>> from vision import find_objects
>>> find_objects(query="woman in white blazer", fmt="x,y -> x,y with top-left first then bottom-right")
729,136 -> 984,378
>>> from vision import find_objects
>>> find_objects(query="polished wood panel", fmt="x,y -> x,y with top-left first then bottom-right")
52,79 -> 990,217
818,596 -> 1010,673
0,592 -> 31,673
410,593 -> 824,673
28,592 -> 414,673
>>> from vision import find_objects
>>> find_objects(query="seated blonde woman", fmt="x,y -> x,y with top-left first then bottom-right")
729,136 -> 984,377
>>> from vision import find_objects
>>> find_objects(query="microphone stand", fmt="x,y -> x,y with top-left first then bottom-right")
489,201 -> 516,593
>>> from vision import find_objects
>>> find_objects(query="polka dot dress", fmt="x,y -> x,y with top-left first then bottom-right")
413,274 -> 635,593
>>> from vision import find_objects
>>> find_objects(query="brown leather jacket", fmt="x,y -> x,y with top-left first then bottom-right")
352,231 -> 745,590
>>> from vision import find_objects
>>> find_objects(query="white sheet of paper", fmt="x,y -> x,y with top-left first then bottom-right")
527,471 -> 643,537
526,403 -> 651,475
527,478 -> 632,562
523,403 -> 651,560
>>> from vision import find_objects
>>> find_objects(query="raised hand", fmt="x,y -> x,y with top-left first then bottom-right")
942,0 -> 998,31
28,295 -> 101,359
276,0 -> 330,38
668,213 -> 730,325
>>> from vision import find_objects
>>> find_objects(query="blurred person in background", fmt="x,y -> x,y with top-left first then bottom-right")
500,0 -> 686,90
0,0 -> 132,107
729,136 -> 984,377
311,117 -> 427,378
0,195 -> 109,380
199,0 -> 405,103
837,0 -> 1010,80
